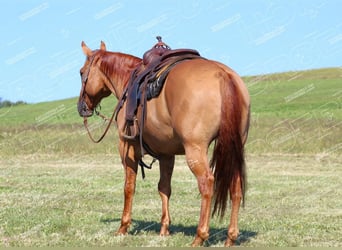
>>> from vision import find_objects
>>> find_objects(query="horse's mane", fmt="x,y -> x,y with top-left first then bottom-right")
96,50 -> 142,87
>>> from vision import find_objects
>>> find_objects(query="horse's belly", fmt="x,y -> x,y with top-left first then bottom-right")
141,92 -> 185,155
143,129 -> 185,155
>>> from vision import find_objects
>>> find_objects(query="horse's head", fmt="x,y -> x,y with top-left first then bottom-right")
77,41 -> 111,117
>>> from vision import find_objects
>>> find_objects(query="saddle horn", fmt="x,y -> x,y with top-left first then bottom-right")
153,36 -> 171,50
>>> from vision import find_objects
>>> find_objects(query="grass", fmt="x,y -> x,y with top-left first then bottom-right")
0,67 -> 341,246
0,97 -> 118,156
1,154 -> 341,247
245,68 -> 341,155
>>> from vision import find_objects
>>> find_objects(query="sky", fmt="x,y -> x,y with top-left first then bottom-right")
0,0 -> 341,103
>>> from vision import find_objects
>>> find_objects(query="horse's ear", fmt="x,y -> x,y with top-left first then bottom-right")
100,41 -> 106,51
81,41 -> 92,57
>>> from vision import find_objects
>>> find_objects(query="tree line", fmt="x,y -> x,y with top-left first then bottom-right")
0,98 -> 27,108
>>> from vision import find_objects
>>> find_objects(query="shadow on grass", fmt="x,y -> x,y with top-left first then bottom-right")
100,218 -> 257,246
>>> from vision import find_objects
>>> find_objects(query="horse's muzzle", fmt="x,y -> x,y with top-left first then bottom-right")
77,100 -> 93,117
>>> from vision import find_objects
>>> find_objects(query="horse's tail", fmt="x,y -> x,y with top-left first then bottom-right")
210,73 -> 247,219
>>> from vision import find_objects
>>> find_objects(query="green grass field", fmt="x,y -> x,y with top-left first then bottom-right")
0,68 -> 341,247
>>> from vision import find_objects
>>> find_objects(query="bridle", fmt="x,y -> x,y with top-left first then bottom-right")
79,54 -> 96,102
80,52 -> 117,143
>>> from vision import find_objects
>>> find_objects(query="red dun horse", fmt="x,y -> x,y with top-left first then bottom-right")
77,41 -> 250,247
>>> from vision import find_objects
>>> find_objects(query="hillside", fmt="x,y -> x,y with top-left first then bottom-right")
1,67 -> 340,125
0,67 -> 341,155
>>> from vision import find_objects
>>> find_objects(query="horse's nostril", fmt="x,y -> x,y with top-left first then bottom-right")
77,100 -> 93,117
78,101 -> 86,114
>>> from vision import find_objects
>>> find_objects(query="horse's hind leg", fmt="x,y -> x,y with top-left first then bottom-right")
158,155 -> 175,236
225,174 -> 242,247
185,144 -> 214,247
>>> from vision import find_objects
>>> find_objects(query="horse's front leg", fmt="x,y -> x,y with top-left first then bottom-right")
158,155 -> 175,236
116,140 -> 139,235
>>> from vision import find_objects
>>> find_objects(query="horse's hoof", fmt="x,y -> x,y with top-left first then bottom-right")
225,228 -> 238,246
191,236 -> 204,247
224,238 -> 234,247
159,231 -> 170,237
160,224 -> 170,236
114,231 -> 126,236
114,228 -> 128,236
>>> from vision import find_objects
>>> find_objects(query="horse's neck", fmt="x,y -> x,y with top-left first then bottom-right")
102,52 -> 141,98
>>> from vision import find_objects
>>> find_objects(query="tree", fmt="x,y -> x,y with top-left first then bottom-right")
0,98 -> 27,108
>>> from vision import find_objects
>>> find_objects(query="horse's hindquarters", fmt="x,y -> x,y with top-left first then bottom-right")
165,59 -> 223,142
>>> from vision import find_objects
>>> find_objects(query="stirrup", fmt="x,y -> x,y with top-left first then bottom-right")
121,118 -> 139,140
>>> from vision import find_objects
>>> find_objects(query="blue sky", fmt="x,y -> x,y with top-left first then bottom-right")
0,0 -> 341,103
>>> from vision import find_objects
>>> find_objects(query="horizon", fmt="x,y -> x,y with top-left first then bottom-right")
1,66 -> 339,105
0,0 -> 341,103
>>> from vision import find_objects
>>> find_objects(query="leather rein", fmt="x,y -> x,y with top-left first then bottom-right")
80,53 -> 116,143
83,107 -> 116,144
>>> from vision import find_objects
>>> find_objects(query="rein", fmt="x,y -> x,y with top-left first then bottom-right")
83,106 -> 116,143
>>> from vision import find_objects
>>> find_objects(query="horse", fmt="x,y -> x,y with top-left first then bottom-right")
77,40 -> 250,247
